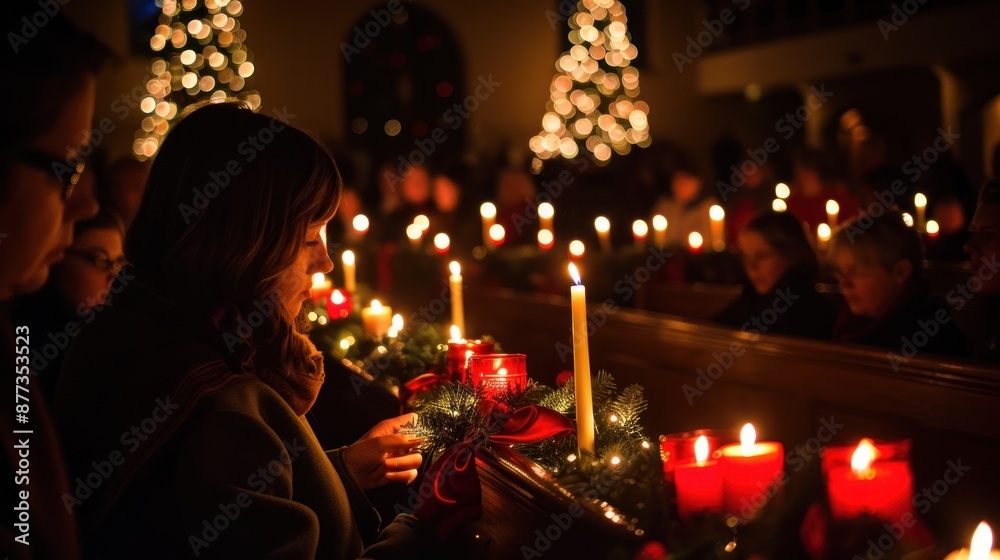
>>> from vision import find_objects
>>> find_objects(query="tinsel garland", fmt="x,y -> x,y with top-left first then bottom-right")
404,371 -> 665,535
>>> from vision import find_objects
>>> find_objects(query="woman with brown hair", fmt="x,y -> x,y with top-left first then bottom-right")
55,102 -> 427,558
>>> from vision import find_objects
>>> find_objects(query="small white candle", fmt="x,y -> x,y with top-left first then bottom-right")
342,250 -> 356,293
569,239 -> 585,259
914,193 -> 927,232
361,299 -> 392,338
449,261 -> 465,337
352,214 -> 370,237
826,199 -> 840,228
538,202 -> 554,232
817,223 -> 832,250
632,219 -> 648,248
709,205 -> 725,252
944,522 -> 1000,560
568,263 -> 595,455
481,202 -> 496,247
652,215 -> 667,248
406,223 -> 423,249
488,223 -> 506,247
775,183 -> 790,199
433,233 -> 450,255
594,216 -> 611,253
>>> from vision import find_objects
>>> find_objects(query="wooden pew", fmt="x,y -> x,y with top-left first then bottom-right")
465,288 -> 1000,551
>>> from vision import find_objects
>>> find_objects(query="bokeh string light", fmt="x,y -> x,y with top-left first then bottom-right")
136,0 -> 260,160
530,0 -> 649,165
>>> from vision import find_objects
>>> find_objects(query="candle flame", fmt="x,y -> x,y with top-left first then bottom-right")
569,240 -> 585,257
480,202 -> 497,219
489,223 -> 506,243
352,214 -> 370,233
740,423 -> 756,455
632,219 -> 648,237
405,223 -> 423,240
450,324 -> 461,342
914,193 -> 927,208
902,212 -> 914,227
414,214 -> 430,231
331,289 -> 346,304
688,232 -> 704,250
694,435 -> 709,464
391,313 -> 403,330
775,183 -> 790,199
449,260 -> 461,277
538,202 -> 554,219
311,272 -> 326,289
971,522 -> 993,560
826,200 -> 840,215
568,262 -> 582,285
497,367 -> 508,376
342,250 -> 355,266
817,223 -> 832,241
594,216 -> 610,233
652,215 -> 667,231
370,299 -> 382,312
926,220 -> 940,235
709,205 -> 725,221
772,198 -> 788,212
538,229 -> 554,248
434,233 -> 450,251
851,438 -> 877,478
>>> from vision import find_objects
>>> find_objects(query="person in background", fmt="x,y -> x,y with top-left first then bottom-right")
14,209 -> 126,402
713,212 -> 837,339
926,195 -> 968,261
0,5 -> 107,558
829,210 -> 967,358
652,157 -> 716,247
786,150 -> 858,230
55,102 -> 434,558
961,178 -> 1000,361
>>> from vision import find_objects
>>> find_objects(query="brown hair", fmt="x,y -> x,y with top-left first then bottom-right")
126,101 -> 341,377
829,210 -> 923,280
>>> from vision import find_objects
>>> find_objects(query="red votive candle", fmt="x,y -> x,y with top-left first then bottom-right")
446,337 -> 494,384
674,435 -> 724,519
467,353 -> 528,398
824,438 -> 914,522
659,429 -> 731,486
326,289 -> 352,320
718,423 -> 784,522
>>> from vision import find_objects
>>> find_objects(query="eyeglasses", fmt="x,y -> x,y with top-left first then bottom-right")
14,148 -> 86,201
65,248 -> 128,275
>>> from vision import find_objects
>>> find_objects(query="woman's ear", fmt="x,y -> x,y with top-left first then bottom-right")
891,259 -> 913,285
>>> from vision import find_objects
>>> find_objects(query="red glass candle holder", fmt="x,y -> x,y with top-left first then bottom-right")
823,439 -> 914,523
674,455 -> 724,520
659,429 -> 735,486
326,289 -> 352,320
718,441 -> 785,522
446,339 -> 494,383
467,353 -> 528,398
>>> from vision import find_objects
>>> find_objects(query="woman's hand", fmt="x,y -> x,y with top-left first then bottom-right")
343,413 -> 423,490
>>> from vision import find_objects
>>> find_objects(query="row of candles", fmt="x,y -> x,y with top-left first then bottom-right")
311,249 -> 994,558
663,427 -> 997,558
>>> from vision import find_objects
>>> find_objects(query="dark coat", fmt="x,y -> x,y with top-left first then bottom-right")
712,268 -> 838,340
54,282 -> 421,559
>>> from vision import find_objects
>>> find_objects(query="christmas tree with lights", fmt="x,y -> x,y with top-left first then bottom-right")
133,0 -> 260,160
530,0 -> 650,165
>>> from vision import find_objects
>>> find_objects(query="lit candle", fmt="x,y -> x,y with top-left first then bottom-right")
772,199 -> 787,212
594,216 -> 611,253
488,223 -> 506,247
387,313 -> 403,338
361,299 -> 392,338
652,215 -> 667,248
342,250 -> 356,293
310,272 -> 332,303
433,233 -> 450,255
825,438 -> 913,522
775,183 -> 790,199
945,522 -> 1000,560
926,219 -> 940,240
413,214 -> 430,232
817,223 -> 832,250
718,423 -> 784,522
914,193 -> 927,232
481,202 -> 497,247
632,219 -> 648,248
674,435 -> 724,519
326,289 -> 352,320
406,223 -> 423,249
826,199 -> 840,227
687,232 -> 704,254
538,202 -> 554,232
538,229 -> 554,250
709,205 -> 725,252
568,263 -> 595,455
446,324 -> 494,383
569,239 -> 585,260
468,353 -> 528,398
352,214 -> 370,238
902,212 -> 915,227
449,261 -> 464,336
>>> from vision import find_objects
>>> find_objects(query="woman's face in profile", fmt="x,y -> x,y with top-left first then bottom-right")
739,230 -> 790,295
275,220 -> 333,317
